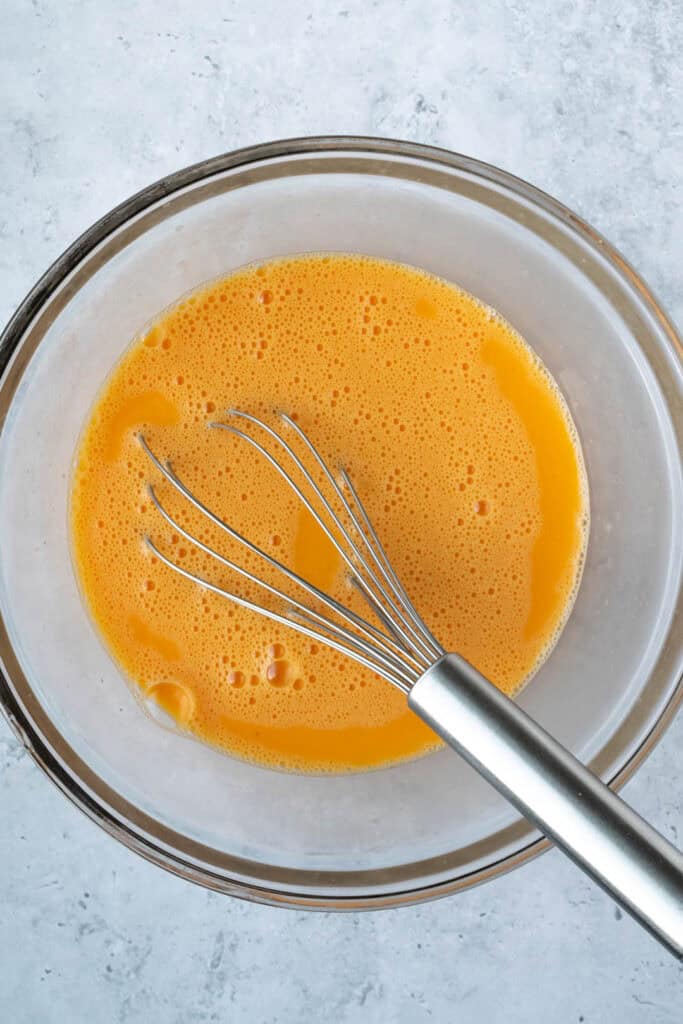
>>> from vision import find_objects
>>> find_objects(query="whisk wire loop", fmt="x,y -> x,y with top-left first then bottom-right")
140,411 -> 443,691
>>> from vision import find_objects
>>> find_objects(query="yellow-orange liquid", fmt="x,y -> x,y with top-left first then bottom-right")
70,254 -> 588,772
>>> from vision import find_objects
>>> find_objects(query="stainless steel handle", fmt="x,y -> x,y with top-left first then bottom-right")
408,654 -> 683,958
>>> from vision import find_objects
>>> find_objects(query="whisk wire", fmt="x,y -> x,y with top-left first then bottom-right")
139,412 -> 441,691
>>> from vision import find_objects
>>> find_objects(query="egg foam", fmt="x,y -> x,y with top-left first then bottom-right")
70,253 -> 588,773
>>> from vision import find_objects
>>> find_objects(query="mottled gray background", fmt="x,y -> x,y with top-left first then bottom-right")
1,1 -> 682,1021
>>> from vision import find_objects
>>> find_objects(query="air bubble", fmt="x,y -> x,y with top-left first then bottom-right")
266,660 -> 288,687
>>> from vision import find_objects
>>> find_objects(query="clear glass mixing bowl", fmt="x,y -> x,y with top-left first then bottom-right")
0,137 -> 681,908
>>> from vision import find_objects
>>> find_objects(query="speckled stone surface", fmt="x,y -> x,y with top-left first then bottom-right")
1,2 -> 682,1021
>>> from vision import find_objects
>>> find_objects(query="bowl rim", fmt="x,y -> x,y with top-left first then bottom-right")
1,134 -> 682,910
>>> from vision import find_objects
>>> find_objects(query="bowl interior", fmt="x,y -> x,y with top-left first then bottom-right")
0,144 -> 681,902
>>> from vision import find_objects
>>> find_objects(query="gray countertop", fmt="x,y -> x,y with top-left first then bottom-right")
1,2 -> 682,1021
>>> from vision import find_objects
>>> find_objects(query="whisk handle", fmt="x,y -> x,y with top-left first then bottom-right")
408,653 -> 683,959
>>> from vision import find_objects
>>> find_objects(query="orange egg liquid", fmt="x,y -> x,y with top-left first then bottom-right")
70,254 -> 588,773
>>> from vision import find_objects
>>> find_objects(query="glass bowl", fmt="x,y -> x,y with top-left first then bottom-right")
0,137 -> 681,909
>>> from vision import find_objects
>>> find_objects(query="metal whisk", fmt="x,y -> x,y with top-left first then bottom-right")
140,411 -> 683,958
